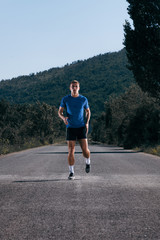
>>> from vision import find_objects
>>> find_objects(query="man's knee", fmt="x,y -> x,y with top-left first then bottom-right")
82,148 -> 90,158
68,146 -> 75,154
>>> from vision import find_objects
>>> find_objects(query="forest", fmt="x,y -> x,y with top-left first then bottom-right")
0,100 -> 65,154
91,84 -> 160,151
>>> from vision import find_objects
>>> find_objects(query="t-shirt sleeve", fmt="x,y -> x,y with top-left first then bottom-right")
84,98 -> 89,109
60,97 -> 66,108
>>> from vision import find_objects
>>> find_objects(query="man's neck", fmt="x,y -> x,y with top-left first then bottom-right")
71,93 -> 79,98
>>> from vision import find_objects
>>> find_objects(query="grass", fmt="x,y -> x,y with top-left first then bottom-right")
134,145 -> 160,157
143,145 -> 160,157
0,136 -> 66,155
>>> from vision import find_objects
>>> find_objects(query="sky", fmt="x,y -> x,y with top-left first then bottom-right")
0,0 -> 130,81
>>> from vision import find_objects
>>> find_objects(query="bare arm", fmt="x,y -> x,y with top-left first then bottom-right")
58,106 -> 68,125
85,108 -> 91,134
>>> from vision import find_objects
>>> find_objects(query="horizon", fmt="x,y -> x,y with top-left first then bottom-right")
0,47 -> 124,81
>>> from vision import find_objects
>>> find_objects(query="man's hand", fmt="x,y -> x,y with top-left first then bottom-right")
63,117 -> 68,125
58,107 -> 68,125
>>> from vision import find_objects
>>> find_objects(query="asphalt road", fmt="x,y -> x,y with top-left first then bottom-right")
1,144 -> 160,240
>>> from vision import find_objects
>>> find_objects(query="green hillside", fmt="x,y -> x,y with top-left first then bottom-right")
0,48 -> 134,116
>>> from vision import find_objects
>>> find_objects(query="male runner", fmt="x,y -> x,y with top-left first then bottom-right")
58,80 -> 91,180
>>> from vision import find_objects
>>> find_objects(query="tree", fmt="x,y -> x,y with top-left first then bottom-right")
124,0 -> 160,98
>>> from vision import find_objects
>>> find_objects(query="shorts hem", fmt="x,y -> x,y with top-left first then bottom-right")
66,127 -> 87,141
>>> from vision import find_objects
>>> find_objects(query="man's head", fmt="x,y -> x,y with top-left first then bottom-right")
70,80 -> 80,97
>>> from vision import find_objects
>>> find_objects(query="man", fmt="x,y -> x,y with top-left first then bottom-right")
58,80 -> 91,180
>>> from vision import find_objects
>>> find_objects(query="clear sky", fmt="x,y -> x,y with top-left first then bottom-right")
0,0 -> 130,80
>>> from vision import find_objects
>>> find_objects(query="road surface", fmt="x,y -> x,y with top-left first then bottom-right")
1,144 -> 160,240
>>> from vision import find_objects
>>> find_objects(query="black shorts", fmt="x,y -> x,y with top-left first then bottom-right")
66,127 -> 87,141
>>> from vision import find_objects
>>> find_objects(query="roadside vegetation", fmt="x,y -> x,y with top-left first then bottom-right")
91,84 -> 160,154
0,100 -> 65,155
134,146 -> 160,157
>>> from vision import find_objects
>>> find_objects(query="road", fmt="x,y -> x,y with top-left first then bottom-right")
1,144 -> 160,240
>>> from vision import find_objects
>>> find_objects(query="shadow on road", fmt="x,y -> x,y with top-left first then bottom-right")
13,178 -> 81,183
36,151 -> 138,154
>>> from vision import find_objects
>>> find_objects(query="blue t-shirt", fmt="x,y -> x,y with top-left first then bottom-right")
60,94 -> 89,128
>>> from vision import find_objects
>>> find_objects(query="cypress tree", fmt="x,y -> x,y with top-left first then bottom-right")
124,0 -> 160,98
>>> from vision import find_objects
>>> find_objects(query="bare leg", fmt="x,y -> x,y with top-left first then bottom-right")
67,140 -> 76,166
78,139 -> 90,159
79,138 -> 90,173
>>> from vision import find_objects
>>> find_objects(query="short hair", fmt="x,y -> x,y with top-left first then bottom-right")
70,80 -> 80,86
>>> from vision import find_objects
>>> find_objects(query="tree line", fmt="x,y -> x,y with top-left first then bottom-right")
91,84 -> 160,149
0,100 -> 65,154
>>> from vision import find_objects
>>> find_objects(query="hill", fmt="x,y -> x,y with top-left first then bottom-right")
0,48 -> 134,116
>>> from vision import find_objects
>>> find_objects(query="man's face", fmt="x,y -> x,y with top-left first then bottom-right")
70,83 -> 80,96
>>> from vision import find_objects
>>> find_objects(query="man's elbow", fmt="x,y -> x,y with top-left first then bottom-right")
58,108 -> 61,117
86,108 -> 91,117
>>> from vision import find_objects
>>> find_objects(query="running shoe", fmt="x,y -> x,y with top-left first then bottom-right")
85,164 -> 90,173
68,172 -> 75,180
